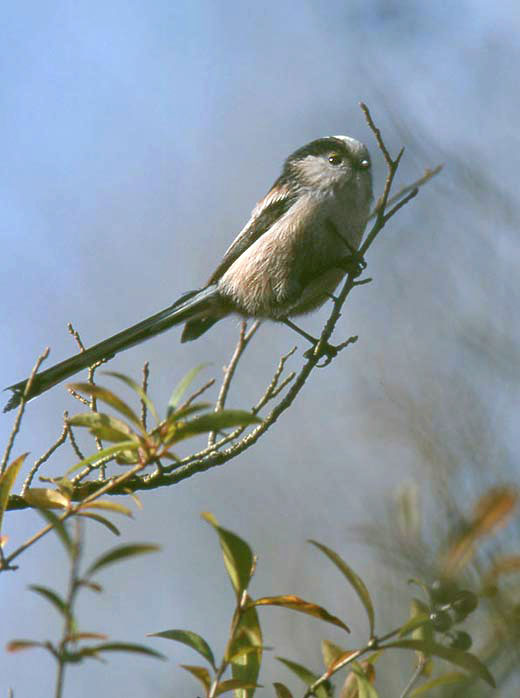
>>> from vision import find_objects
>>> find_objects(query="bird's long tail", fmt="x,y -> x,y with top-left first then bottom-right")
4,286 -> 220,411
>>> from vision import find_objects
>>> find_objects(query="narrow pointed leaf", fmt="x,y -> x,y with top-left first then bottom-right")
36,508 -> 73,553
215,679 -> 261,695
23,487 -> 70,510
276,658 -> 330,698
67,412 -> 139,443
202,513 -> 255,596
67,383 -> 142,429
181,664 -> 211,691
382,640 -> 495,687
252,595 -> 350,633
149,629 -> 215,669
321,640 -> 347,668
325,649 -> 360,676
273,683 -> 294,698
166,410 -> 260,445
398,612 -> 430,638
167,364 -> 208,413
79,500 -> 133,517
103,372 -> 159,423
65,632 -> 108,642
0,453 -> 27,532
230,605 -> 262,698
77,512 -> 121,536
7,640 -> 47,653
86,543 -> 159,577
351,663 -> 378,698
65,441 -> 138,476
29,585 -> 69,618
276,657 -> 318,685
82,642 -> 164,659
309,540 -> 374,637
409,671 -> 467,696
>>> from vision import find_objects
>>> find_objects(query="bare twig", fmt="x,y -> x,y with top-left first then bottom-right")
22,419 -> 69,494
176,378 -> 216,413
1,348 -> 50,474
399,654 -> 428,698
140,361 -> 150,429
208,320 -> 260,447
2,457 -> 148,568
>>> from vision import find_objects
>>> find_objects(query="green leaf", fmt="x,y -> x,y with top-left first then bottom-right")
276,657 -> 318,685
23,488 -> 70,510
148,629 -> 215,669
351,663 -> 378,698
37,508 -> 73,554
67,383 -> 142,429
29,585 -> 69,618
165,410 -> 261,446
67,412 -> 138,442
273,683 -> 294,698
321,640 -> 347,669
79,500 -> 133,517
103,372 -> 159,424
77,512 -> 121,536
230,605 -> 263,698
398,612 -> 431,638
276,658 -> 330,698
65,441 -> 139,476
181,664 -> 212,691
0,453 -> 27,533
202,513 -> 255,596
215,679 -> 261,696
86,543 -> 160,577
81,642 -> 165,659
409,671 -> 467,696
382,640 -> 495,687
408,599 -> 434,646
252,595 -> 350,633
167,364 -> 209,414
309,540 -> 375,637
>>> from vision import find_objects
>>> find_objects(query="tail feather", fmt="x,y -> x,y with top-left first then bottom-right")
4,286 -> 220,411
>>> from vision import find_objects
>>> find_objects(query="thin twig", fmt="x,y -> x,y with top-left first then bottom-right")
140,361 -> 150,430
208,320 -> 260,447
368,165 -> 442,222
399,654 -> 427,698
176,378 -> 216,413
22,420 -> 69,494
2,457 -> 148,568
1,349 -> 50,474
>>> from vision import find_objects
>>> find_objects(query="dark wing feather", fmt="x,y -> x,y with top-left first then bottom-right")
208,176 -> 296,284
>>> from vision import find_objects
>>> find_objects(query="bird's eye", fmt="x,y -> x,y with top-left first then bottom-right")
328,153 -> 342,166
359,159 -> 370,170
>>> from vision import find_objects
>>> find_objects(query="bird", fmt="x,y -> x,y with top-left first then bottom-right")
4,135 -> 373,411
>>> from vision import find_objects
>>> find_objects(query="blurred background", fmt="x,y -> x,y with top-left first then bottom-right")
1,1 -> 519,695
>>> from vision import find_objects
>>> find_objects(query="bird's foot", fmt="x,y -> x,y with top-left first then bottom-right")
339,251 -> 367,278
304,334 -> 358,366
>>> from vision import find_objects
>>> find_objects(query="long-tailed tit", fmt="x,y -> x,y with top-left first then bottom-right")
5,135 -> 372,410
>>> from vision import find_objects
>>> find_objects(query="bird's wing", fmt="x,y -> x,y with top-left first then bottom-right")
208,176 -> 297,284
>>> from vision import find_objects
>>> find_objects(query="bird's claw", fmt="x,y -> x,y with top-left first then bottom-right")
304,340 -> 338,366
340,252 -> 367,278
